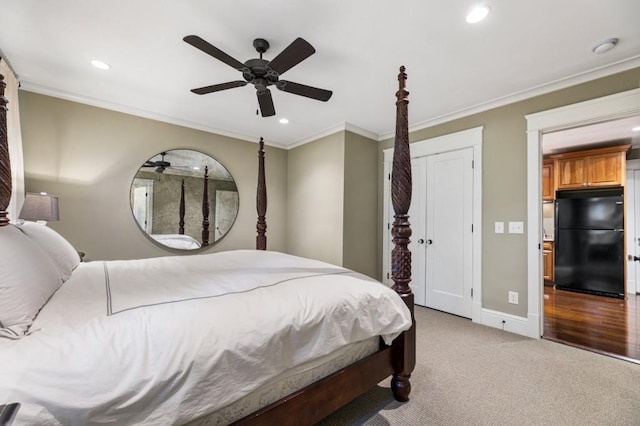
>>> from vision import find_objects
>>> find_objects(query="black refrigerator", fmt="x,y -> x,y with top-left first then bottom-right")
554,188 -> 624,298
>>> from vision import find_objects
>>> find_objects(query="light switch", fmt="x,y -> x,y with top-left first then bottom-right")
508,221 -> 524,234
495,222 -> 504,234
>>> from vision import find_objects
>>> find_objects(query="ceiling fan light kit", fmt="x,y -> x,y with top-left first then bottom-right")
184,35 -> 333,117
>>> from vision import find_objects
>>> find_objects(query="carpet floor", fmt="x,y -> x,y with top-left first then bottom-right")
318,306 -> 640,425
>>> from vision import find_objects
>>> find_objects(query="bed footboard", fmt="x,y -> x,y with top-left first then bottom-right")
389,66 -> 415,401
240,67 -> 415,424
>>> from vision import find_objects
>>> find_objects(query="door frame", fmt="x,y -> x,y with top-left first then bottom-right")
525,88 -> 640,338
625,162 -> 640,295
382,126 -> 483,324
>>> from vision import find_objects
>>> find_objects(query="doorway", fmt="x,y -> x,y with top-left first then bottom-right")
540,136 -> 639,361
382,127 -> 482,323
525,88 -> 640,341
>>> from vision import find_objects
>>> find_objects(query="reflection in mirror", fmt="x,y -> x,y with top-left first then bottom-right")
130,149 -> 239,250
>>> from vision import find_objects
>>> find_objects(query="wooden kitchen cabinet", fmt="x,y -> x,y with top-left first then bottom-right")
543,241 -> 554,282
552,145 -> 629,191
542,159 -> 554,200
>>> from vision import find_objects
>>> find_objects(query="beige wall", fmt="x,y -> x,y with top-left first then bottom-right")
378,67 -> 640,317
343,132 -> 378,278
18,66 -> 640,318
286,130 -> 378,278
286,132 -> 344,266
19,91 -> 287,260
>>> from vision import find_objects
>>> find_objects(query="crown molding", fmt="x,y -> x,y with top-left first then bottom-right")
18,55 -> 640,150
377,56 -> 640,141
18,81 -> 290,150
286,121 -> 380,149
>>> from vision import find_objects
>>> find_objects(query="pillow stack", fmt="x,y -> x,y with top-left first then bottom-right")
0,223 -> 80,339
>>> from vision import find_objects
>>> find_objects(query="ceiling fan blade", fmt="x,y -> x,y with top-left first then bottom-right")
183,35 -> 246,71
257,88 -> 276,117
191,81 -> 248,95
267,38 -> 315,75
277,80 -> 332,102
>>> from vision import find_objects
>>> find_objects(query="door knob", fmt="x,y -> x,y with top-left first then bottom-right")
628,254 -> 640,262
417,239 -> 425,244
426,239 -> 433,245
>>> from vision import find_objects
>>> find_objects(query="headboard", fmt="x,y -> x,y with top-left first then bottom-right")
0,72 -> 11,227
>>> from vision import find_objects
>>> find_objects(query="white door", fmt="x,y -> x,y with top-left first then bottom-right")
407,157 -> 427,306
633,170 -> 640,294
424,148 -> 474,318
131,178 -> 154,233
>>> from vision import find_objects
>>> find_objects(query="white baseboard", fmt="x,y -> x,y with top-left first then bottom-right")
481,309 -> 530,337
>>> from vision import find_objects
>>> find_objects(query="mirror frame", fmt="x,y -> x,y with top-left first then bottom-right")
130,149 -> 239,251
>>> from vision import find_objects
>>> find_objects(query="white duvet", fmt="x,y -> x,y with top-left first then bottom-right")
0,250 -> 412,425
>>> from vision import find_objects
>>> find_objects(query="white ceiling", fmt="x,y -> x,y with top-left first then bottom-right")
542,115 -> 640,154
1,0 -> 639,149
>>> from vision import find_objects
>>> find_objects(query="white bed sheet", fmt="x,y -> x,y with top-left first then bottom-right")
151,234 -> 201,249
0,250 -> 412,425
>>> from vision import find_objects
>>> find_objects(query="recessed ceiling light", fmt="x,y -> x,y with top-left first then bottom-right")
591,38 -> 618,54
279,118 -> 289,124
466,5 -> 490,23
90,59 -> 110,70
632,126 -> 640,132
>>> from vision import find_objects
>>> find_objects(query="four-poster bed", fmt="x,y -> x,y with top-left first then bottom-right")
149,166 -> 211,249
0,67 -> 415,425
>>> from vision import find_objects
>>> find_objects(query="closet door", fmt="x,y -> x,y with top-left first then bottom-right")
407,157 -> 427,306
424,148 -> 474,318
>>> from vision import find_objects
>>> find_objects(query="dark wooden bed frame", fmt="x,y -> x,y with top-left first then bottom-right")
176,166 -> 211,247
0,67 -> 415,425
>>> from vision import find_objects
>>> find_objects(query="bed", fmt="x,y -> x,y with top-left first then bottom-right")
0,67 -> 416,425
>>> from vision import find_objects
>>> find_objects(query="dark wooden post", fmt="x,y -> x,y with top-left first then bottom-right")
178,179 -> 185,234
256,137 -> 267,250
0,73 -> 10,227
202,166 -> 210,246
390,66 -> 416,401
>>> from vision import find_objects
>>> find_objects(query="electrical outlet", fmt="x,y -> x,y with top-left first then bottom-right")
494,222 -> 504,233
508,221 -> 524,234
508,291 -> 519,304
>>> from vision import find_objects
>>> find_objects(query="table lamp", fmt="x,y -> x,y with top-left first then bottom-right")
19,192 -> 59,225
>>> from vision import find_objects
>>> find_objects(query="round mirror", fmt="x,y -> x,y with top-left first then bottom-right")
130,149 -> 239,250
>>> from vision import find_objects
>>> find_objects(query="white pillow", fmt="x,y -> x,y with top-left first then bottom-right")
0,225 -> 64,339
17,221 -> 80,281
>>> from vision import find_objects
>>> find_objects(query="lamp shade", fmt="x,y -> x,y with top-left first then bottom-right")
19,193 -> 59,222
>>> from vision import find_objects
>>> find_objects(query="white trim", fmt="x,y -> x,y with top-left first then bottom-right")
19,56 -> 640,151
382,126 -> 483,325
287,121 -> 379,149
482,308 -> 529,336
379,56 -> 640,141
19,82 -> 290,150
383,126 -> 484,162
626,160 -> 640,295
526,88 -> 640,339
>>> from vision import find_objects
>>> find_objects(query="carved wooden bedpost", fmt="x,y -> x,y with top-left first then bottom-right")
256,137 -> 267,250
390,66 -> 416,402
0,72 -> 10,227
179,179 -> 185,235
202,166 -> 210,246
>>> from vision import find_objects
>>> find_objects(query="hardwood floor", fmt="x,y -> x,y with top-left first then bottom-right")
543,285 -> 640,363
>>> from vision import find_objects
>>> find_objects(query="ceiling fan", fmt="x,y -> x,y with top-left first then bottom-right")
183,35 -> 333,117
142,152 -> 171,174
